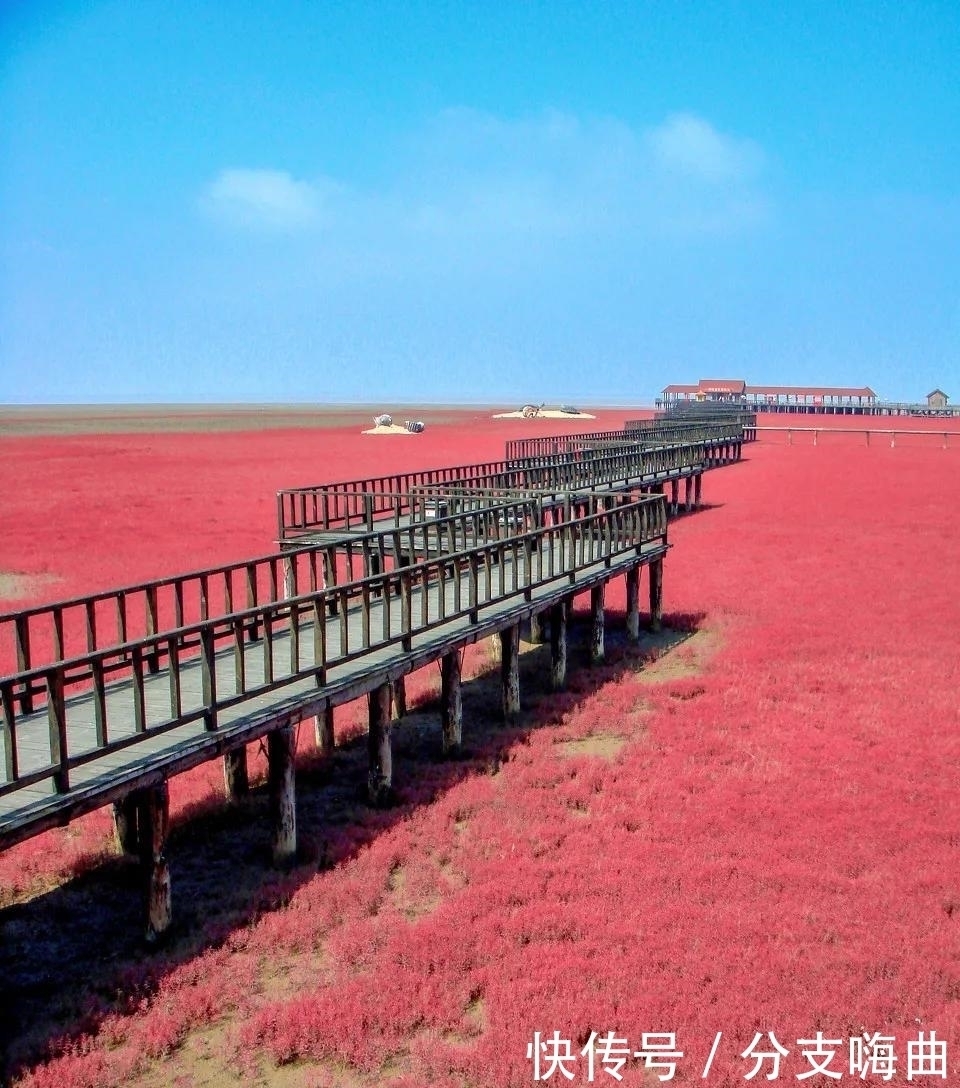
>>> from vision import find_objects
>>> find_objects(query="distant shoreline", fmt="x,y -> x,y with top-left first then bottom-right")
0,402 -> 652,437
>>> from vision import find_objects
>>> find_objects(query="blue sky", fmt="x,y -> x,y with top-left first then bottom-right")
1,1 -> 958,405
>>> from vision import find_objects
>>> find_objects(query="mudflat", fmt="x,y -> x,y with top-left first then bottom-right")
0,403 -> 503,437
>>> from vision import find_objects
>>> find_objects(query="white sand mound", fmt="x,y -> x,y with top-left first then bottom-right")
492,409 -> 597,420
362,423 -> 416,435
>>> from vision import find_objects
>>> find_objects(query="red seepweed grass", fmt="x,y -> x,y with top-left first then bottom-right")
2,412 -> 960,1086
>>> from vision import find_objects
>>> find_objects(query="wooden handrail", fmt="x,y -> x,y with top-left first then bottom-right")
0,495 -> 548,683
277,436 -> 720,539
0,496 -> 668,803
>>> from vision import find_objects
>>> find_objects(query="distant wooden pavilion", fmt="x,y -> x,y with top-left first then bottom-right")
660,378 -> 877,410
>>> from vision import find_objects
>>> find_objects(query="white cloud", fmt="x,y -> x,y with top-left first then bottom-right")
198,109 -> 769,257
647,113 -> 764,183
202,168 -> 328,230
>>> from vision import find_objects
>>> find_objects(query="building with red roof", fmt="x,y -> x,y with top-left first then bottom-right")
661,378 -> 877,409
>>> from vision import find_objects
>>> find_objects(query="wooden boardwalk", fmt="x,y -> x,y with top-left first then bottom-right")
277,433 -> 736,542
0,417 -> 752,939
1,499 -> 668,854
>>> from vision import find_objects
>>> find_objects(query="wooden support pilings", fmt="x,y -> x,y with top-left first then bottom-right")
649,556 -> 663,633
315,706 -> 335,754
550,600 -> 568,691
500,624 -> 521,723
141,782 -> 171,945
528,610 -> 545,644
670,479 -> 680,516
695,473 -> 703,507
367,682 -> 393,805
625,566 -> 640,643
441,650 -> 463,755
589,584 -> 605,664
391,677 -> 407,720
684,476 -> 693,513
223,746 -> 249,802
113,793 -> 140,856
268,725 -> 297,864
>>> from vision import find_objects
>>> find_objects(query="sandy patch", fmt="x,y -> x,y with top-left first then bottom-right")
0,571 -> 61,602
635,628 -> 722,684
493,409 -> 597,420
361,423 -> 416,435
556,733 -> 626,760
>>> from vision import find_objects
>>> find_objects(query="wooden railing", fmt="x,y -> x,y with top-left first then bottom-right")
1,495 -> 668,804
0,496 -> 549,691
757,426 -> 957,448
504,420 -> 747,461
274,457 -> 570,538
278,439 -> 713,541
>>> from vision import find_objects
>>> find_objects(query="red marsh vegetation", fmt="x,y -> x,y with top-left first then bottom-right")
2,411 -> 960,1086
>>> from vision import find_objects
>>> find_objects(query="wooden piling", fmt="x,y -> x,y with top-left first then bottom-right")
268,725 -> 297,864
223,746 -> 249,802
649,556 -> 663,633
441,650 -> 463,755
625,566 -> 640,643
113,793 -> 140,856
368,682 -> 393,804
315,706 -> 335,754
589,584 -> 605,665
500,624 -> 521,723
684,475 -> 693,513
550,600 -> 567,691
528,609 -> 545,644
694,473 -> 703,507
391,676 -> 407,720
141,782 -> 171,944
670,479 -> 679,515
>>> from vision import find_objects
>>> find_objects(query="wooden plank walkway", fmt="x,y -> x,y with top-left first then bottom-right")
277,432 -> 735,541
1,500 -> 668,850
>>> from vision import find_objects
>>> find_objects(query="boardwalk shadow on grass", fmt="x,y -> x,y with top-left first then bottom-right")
0,607 -> 706,1081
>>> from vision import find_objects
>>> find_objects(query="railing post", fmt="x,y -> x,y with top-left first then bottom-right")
401,571 -> 413,650
2,681 -> 18,783
85,599 -> 98,652
200,625 -> 218,730
15,616 -> 33,714
246,564 -> 260,640
47,669 -> 69,793
313,595 -> 327,679
468,553 -> 479,622
167,636 -> 182,720
132,646 -> 146,734
145,586 -> 160,673
115,591 -> 128,646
